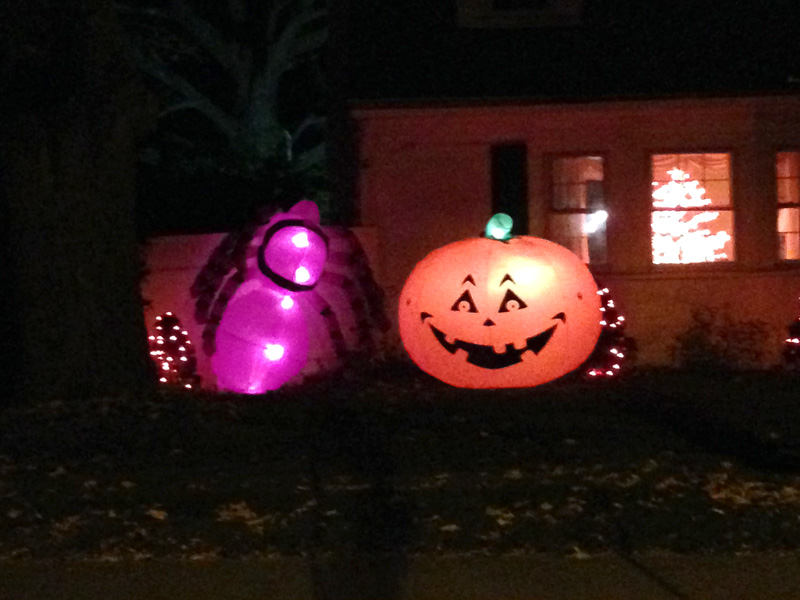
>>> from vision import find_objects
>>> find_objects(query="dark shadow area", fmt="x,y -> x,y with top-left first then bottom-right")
585,487 -> 689,600
612,552 -> 689,600
0,163 -> 22,404
305,402 -> 415,600
617,372 -> 800,474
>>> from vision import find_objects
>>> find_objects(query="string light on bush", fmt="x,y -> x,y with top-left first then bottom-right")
783,296 -> 800,370
148,312 -> 201,389
584,286 -> 636,379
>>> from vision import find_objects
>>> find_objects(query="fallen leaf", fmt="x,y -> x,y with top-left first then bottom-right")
146,508 -> 168,521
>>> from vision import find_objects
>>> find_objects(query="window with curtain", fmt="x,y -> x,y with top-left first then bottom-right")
547,155 -> 606,264
651,153 -> 734,265
777,151 -> 800,261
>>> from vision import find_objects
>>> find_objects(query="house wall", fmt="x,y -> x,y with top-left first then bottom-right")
353,95 -> 800,366
142,233 -> 223,388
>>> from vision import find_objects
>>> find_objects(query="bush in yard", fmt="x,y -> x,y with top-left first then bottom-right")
584,285 -> 637,379
674,306 -> 771,371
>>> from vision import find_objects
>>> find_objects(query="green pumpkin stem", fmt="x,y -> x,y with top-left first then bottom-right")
485,213 -> 513,241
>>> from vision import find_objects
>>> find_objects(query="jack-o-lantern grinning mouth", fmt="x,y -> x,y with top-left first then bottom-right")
420,312 -> 566,370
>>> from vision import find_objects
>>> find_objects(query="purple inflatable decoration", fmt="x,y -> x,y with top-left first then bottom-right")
212,201 -> 328,393
191,199 -> 389,395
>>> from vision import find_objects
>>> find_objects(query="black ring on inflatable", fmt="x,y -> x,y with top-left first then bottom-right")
257,218 -> 329,292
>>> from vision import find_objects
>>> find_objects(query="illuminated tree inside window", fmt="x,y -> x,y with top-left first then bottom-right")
651,168 -> 731,264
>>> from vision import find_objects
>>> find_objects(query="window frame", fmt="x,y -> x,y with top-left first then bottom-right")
648,150 -> 736,267
545,152 -> 608,267
776,150 -> 800,262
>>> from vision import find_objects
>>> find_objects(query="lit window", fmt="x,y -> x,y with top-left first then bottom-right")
777,152 -> 800,260
651,153 -> 734,265
547,156 -> 606,264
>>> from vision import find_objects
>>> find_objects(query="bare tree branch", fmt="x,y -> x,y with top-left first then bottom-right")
293,113 -> 324,141
117,0 -> 254,120
159,99 -> 202,115
272,7 -> 327,66
267,0 -> 296,44
231,44 -> 253,117
167,0 -> 249,96
113,2 -> 169,20
116,0 -> 328,182
136,49 -> 240,139
249,7 -> 326,127
227,0 -> 246,24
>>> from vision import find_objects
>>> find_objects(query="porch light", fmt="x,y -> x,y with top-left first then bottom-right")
583,210 -> 608,234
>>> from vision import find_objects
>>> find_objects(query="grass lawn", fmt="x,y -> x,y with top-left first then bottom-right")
2,361 -> 800,561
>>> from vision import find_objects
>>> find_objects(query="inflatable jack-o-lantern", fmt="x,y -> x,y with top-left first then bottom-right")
399,214 -> 602,388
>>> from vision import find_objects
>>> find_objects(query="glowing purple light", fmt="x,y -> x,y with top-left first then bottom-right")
260,224 -> 326,289
263,344 -> 285,361
213,288 -> 310,393
292,232 -> 310,248
294,266 -> 311,284
280,295 -> 294,310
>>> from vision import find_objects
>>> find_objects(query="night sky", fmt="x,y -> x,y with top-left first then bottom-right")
343,0 -> 800,101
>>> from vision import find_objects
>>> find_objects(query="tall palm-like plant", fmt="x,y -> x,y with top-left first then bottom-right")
117,0 -> 329,225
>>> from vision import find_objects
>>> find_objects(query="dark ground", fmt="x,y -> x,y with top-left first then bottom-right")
2,362 -> 800,563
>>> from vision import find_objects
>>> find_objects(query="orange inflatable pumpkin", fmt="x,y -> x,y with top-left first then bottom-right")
399,214 -> 602,388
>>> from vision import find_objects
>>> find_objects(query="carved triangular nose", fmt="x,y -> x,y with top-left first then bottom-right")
483,318 -> 496,327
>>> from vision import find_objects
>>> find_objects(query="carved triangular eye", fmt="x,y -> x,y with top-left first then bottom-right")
498,288 -> 527,313
451,290 -> 478,313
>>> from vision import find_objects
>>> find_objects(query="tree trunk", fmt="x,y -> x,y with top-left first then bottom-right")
0,0 -> 156,402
